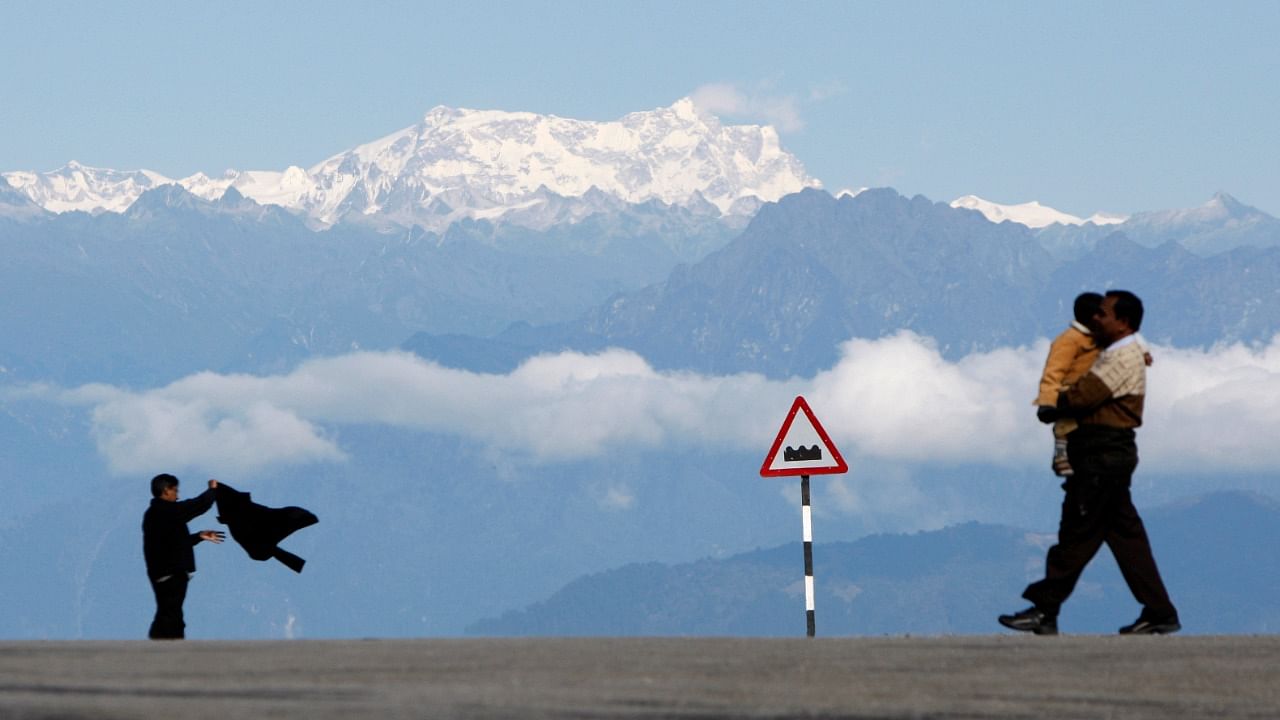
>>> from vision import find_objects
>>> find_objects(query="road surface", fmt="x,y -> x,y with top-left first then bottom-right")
1,636 -> 1277,718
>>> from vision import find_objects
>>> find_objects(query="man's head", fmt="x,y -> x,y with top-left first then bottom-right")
1094,290 -> 1143,346
150,473 -> 180,501
1073,292 -> 1104,325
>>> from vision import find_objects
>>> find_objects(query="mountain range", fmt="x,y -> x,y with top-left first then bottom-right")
413,187 -> 1280,377
468,491 -> 1280,636
2,99 -> 817,231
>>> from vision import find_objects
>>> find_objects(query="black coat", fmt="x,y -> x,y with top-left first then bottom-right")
142,488 -> 216,581
215,483 -> 318,573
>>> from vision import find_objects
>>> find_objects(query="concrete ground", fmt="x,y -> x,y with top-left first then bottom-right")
1,636 -> 1277,719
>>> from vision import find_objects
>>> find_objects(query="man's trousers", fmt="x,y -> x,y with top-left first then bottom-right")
148,574 -> 189,639
1022,427 -> 1177,619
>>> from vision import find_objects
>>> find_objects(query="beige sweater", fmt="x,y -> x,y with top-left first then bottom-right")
1059,334 -> 1146,429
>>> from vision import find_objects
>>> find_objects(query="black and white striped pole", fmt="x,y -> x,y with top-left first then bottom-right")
801,473 -> 816,637
760,396 -> 848,638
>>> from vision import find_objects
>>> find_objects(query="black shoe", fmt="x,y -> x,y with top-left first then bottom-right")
1119,616 -> 1181,635
998,607 -> 1058,635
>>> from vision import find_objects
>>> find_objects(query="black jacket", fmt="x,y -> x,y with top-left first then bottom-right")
142,488 -> 216,581
215,483 -> 318,573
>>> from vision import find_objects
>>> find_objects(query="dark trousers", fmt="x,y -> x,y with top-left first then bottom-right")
148,574 -> 189,639
1022,428 -> 1176,619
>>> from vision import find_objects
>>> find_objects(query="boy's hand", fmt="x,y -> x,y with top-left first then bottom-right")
1036,405 -> 1059,424
198,530 -> 226,544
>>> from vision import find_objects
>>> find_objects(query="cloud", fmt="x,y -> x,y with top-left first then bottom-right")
690,83 -> 804,133
23,333 -> 1280,477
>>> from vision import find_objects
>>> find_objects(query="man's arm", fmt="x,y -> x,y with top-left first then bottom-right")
1057,370 -> 1117,416
175,480 -> 220,522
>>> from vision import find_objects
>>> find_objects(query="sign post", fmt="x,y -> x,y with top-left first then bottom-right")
760,396 -> 848,637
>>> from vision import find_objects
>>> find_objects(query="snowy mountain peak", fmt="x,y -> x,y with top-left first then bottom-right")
3,100 -> 818,229
1130,192 -> 1269,229
294,97 -> 818,227
950,195 -> 1126,228
2,162 -> 174,214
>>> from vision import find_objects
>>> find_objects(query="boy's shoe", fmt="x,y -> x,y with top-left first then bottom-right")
1052,440 -> 1073,477
1119,615 -> 1181,635
998,607 -> 1058,635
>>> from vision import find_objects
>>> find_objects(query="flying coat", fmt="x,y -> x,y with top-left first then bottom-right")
214,483 -> 318,573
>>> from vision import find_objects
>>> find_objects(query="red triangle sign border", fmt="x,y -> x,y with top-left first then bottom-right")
759,395 -> 849,477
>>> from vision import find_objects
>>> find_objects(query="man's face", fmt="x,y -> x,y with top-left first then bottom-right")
1093,296 -> 1130,346
160,484 -> 179,502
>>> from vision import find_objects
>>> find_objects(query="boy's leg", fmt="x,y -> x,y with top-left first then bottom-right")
1052,421 -> 1075,476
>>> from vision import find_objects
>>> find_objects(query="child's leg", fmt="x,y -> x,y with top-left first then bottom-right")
1052,420 -> 1077,476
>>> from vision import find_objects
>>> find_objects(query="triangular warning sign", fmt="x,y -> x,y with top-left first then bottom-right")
760,396 -> 849,477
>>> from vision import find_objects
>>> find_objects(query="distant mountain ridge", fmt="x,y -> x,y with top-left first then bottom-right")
407,187 -> 1280,378
2,99 -> 817,231
0,182 -> 738,385
468,490 -> 1280,636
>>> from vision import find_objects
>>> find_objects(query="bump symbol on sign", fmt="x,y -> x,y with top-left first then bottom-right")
784,445 -> 822,462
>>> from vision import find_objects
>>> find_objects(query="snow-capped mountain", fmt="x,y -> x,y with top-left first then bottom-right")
2,99 -> 819,230
3,161 -> 172,214
950,195 -> 1126,228
0,176 -> 47,220
1114,192 -> 1280,255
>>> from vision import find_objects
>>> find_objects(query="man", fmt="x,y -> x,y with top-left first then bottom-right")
1000,290 -> 1180,636
142,474 -> 225,639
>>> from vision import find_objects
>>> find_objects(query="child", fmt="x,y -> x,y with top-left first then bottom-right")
1036,293 -> 1103,476
1036,292 -> 1153,476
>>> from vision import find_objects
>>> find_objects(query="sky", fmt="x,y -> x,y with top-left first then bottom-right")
2,1 -> 1278,218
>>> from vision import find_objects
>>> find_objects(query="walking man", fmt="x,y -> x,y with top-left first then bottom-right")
142,474 -> 225,639
1000,290 -> 1180,635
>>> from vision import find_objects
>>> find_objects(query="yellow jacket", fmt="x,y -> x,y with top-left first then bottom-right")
1035,321 -> 1098,406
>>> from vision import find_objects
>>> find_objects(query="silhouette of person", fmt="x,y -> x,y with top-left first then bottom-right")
1002,290 -> 1179,635
142,474 -> 225,639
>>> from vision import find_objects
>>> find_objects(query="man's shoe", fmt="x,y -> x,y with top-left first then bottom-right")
1119,616 -> 1181,635
998,607 -> 1058,635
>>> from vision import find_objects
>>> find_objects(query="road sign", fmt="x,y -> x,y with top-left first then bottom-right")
759,396 -> 848,477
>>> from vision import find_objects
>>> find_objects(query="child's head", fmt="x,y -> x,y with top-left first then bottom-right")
1073,292 -> 1104,324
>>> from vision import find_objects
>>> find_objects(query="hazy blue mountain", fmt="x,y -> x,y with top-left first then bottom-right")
411,188 -> 1280,378
467,491 -> 1280,636
1036,193 -> 1280,260
0,185 -> 736,385
1116,193 -> 1280,256
563,188 -> 1053,375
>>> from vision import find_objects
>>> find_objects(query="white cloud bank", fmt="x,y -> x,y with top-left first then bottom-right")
27,332 -> 1280,477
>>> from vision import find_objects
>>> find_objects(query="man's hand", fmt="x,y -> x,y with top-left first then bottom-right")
1036,405 -> 1060,424
198,530 -> 226,544
208,479 -> 219,489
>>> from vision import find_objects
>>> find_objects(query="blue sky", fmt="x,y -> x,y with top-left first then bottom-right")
3,0 -> 1277,217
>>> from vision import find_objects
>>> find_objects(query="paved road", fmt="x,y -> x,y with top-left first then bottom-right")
1,636 -> 1277,718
